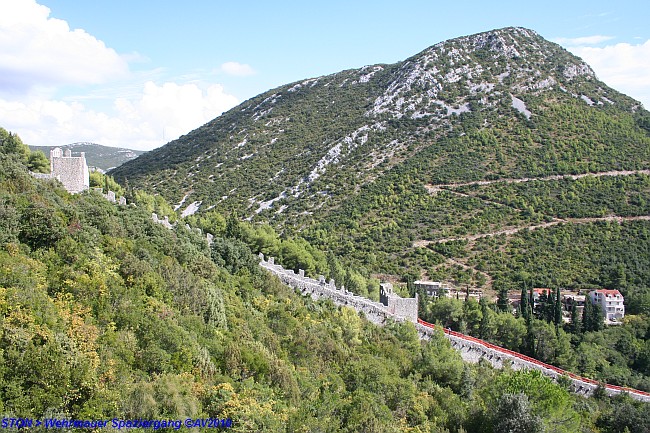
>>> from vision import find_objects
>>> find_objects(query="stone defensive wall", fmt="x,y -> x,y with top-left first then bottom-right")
259,253 -> 650,403
416,320 -> 649,402
259,254 -> 408,326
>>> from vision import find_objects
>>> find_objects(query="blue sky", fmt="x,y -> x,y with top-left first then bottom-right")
1,0 -> 649,150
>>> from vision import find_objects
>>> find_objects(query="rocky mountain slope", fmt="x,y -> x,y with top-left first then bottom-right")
112,27 -> 650,295
112,27 -> 648,219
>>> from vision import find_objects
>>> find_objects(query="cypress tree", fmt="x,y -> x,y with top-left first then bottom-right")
582,296 -> 593,332
520,285 -> 529,320
479,297 -> 491,340
497,286 -> 510,313
525,314 -> 535,357
569,298 -> 580,334
554,287 -> 563,327
546,289 -> 555,323
535,290 -> 547,319
592,302 -> 604,331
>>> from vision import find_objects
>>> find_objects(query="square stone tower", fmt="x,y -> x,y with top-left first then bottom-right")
50,147 -> 89,193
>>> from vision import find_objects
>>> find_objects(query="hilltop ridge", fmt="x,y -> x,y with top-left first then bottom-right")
112,26 -> 646,220
111,27 -> 650,296
30,142 -> 145,172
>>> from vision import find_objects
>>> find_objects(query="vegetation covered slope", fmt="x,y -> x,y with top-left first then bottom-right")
111,27 -> 650,287
3,130 -> 650,431
107,26 -> 650,398
112,27 -> 650,220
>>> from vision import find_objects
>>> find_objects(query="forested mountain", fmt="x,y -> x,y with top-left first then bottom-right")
112,26 -> 649,220
8,130 -> 650,432
111,27 -> 650,294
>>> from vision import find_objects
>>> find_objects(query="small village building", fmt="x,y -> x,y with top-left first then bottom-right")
414,281 -> 448,298
561,293 -> 585,315
531,288 -> 552,309
588,289 -> 625,322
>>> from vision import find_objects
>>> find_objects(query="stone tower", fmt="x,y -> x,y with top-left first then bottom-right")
49,147 -> 89,193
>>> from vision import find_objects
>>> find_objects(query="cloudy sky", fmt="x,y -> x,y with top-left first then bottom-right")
1,0 -> 649,151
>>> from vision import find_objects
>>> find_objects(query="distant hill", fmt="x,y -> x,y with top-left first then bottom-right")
30,142 -> 145,172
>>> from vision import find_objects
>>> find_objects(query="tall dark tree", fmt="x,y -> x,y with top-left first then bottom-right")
534,290 -> 547,319
592,301 -> 604,331
568,298 -> 581,335
479,296 -> 492,340
554,287 -> 563,327
496,284 -> 510,313
224,213 -> 242,239
520,285 -> 529,320
546,289 -> 555,323
582,296 -> 594,332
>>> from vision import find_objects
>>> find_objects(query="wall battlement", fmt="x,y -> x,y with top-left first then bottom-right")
30,147 -> 90,193
259,253 -> 650,402
259,253 -> 417,325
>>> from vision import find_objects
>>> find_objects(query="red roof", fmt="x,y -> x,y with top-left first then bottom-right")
591,289 -> 622,297
532,288 -> 551,295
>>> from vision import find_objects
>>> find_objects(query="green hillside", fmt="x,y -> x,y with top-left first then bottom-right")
111,27 -> 650,300
10,130 -> 650,431
106,26 -> 650,399
112,27 -> 650,219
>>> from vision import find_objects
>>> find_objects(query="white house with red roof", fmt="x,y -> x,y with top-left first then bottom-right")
588,289 -> 625,322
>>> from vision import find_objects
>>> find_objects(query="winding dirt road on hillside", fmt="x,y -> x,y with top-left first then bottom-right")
414,215 -> 650,247
425,169 -> 650,193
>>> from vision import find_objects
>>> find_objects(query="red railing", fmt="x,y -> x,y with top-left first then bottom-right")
417,318 -> 650,398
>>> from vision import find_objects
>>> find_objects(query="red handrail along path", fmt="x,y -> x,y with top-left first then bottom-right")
416,318 -> 650,399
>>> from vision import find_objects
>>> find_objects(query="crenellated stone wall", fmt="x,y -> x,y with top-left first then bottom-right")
259,254 -> 418,325
413,323 -> 626,399
49,147 -> 89,193
259,253 -> 650,403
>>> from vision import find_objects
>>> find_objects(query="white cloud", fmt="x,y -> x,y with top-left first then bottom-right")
220,61 -> 256,76
0,81 -> 239,151
0,0 -> 129,94
0,0 -> 240,151
553,35 -> 614,46
566,40 -> 650,108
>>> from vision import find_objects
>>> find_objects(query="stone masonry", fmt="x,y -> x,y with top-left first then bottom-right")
49,148 -> 89,194
259,253 -> 418,324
